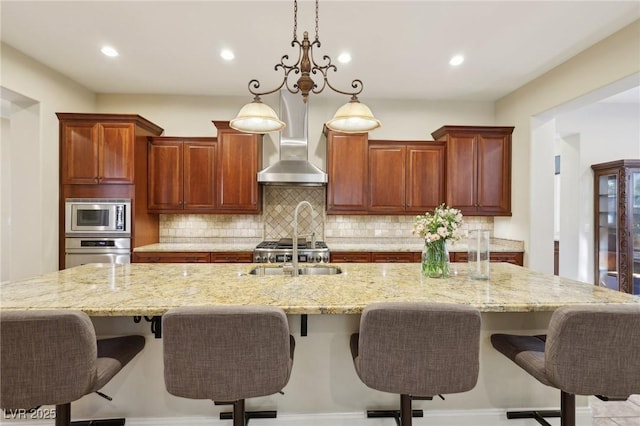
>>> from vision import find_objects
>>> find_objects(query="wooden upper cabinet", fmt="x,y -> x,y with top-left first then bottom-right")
148,138 -> 183,210
148,137 -> 217,212
184,141 -> 218,210
213,121 -> 262,213
61,121 -> 134,184
405,143 -> 446,213
368,140 -> 445,214
58,113 -> 163,185
368,142 -> 405,212
326,128 -> 369,213
432,125 -> 513,216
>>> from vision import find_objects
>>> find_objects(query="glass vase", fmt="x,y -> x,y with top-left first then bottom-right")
421,239 -> 450,278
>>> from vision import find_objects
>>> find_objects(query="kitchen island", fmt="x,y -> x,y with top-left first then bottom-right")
1,263 -> 638,425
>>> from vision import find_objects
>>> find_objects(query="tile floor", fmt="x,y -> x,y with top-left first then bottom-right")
590,395 -> 640,425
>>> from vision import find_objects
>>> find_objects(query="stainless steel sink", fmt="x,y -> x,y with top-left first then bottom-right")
248,265 -> 342,276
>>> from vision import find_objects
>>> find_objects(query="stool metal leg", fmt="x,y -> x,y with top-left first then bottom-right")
233,399 -> 245,426
400,394 -> 412,426
560,391 -> 575,426
56,403 -> 71,426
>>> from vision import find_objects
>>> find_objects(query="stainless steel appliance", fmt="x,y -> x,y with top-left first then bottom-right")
64,237 -> 131,268
64,198 -> 132,268
254,238 -> 330,263
65,198 -> 131,236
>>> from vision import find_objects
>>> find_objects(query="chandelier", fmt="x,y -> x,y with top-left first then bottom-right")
230,0 -> 381,134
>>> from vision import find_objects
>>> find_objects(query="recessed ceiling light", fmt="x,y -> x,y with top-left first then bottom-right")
220,49 -> 235,61
101,46 -> 119,58
337,52 -> 352,64
449,54 -> 464,66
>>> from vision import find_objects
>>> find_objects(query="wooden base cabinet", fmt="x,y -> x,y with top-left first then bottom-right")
431,126 -> 513,216
133,251 -> 253,263
592,160 -> 640,295
451,251 -> 523,266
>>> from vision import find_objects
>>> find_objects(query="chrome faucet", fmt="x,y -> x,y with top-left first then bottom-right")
292,200 -> 315,277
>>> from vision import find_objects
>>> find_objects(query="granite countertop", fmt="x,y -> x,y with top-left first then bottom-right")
1,263 -> 636,316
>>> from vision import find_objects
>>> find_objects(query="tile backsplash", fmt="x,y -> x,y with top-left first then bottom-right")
159,187 -> 493,244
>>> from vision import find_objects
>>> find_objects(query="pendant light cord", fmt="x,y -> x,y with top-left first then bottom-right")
293,0 -> 320,42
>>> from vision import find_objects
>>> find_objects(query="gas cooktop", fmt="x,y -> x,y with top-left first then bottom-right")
254,238 -> 330,263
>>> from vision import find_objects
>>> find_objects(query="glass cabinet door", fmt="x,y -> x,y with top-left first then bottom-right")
597,174 -> 618,290
632,171 -> 640,295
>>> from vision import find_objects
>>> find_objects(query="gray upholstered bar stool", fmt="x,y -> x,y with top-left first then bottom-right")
162,305 -> 295,426
491,304 -> 640,426
350,302 -> 482,426
0,310 -> 145,426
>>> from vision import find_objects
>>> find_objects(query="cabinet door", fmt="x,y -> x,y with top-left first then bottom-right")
445,134 -> 477,213
210,252 -> 253,263
405,143 -> 446,213
477,134 -> 511,214
61,121 -> 100,184
368,143 -> 405,212
327,131 -> 368,213
452,251 -> 523,266
217,129 -> 261,212
184,141 -> 217,210
148,139 -> 183,210
371,252 -> 416,263
98,123 -> 135,183
330,252 -> 371,263
132,252 -> 210,263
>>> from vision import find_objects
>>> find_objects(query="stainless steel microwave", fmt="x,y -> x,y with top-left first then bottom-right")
65,198 -> 131,236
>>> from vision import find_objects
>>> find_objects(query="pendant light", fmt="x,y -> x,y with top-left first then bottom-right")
230,0 -> 381,134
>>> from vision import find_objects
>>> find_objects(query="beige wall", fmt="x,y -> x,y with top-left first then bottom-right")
495,19 -> 640,270
1,43 -> 95,280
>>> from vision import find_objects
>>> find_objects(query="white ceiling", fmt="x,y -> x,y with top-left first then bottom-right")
1,1 -> 639,103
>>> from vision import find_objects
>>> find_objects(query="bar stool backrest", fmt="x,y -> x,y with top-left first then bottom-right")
163,305 -> 293,402
354,302 -> 481,396
0,310 -> 98,409
545,304 -> 640,397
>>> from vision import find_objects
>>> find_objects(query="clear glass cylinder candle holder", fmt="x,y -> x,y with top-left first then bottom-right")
468,230 -> 490,280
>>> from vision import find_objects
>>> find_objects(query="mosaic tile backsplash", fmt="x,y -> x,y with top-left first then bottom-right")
159,187 -> 493,244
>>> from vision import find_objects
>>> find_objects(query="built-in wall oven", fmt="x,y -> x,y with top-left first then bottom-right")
64,198 -> 132,268
64,237 -> 131,268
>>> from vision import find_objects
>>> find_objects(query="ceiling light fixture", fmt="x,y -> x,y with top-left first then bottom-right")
230,0 -> 380,134
101,46 -> 119,57
449,54 -> 465,66
220,49 -> 235,61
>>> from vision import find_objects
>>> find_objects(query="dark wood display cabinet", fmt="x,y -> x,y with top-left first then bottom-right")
592,159 -> 640,295
431,125 -> 514,216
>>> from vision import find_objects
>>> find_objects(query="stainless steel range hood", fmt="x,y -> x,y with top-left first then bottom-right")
257,90 -> 328,186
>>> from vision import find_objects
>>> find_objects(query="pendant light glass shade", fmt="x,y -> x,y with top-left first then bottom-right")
230,100 -> 285,134
325,100 -> 381,133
